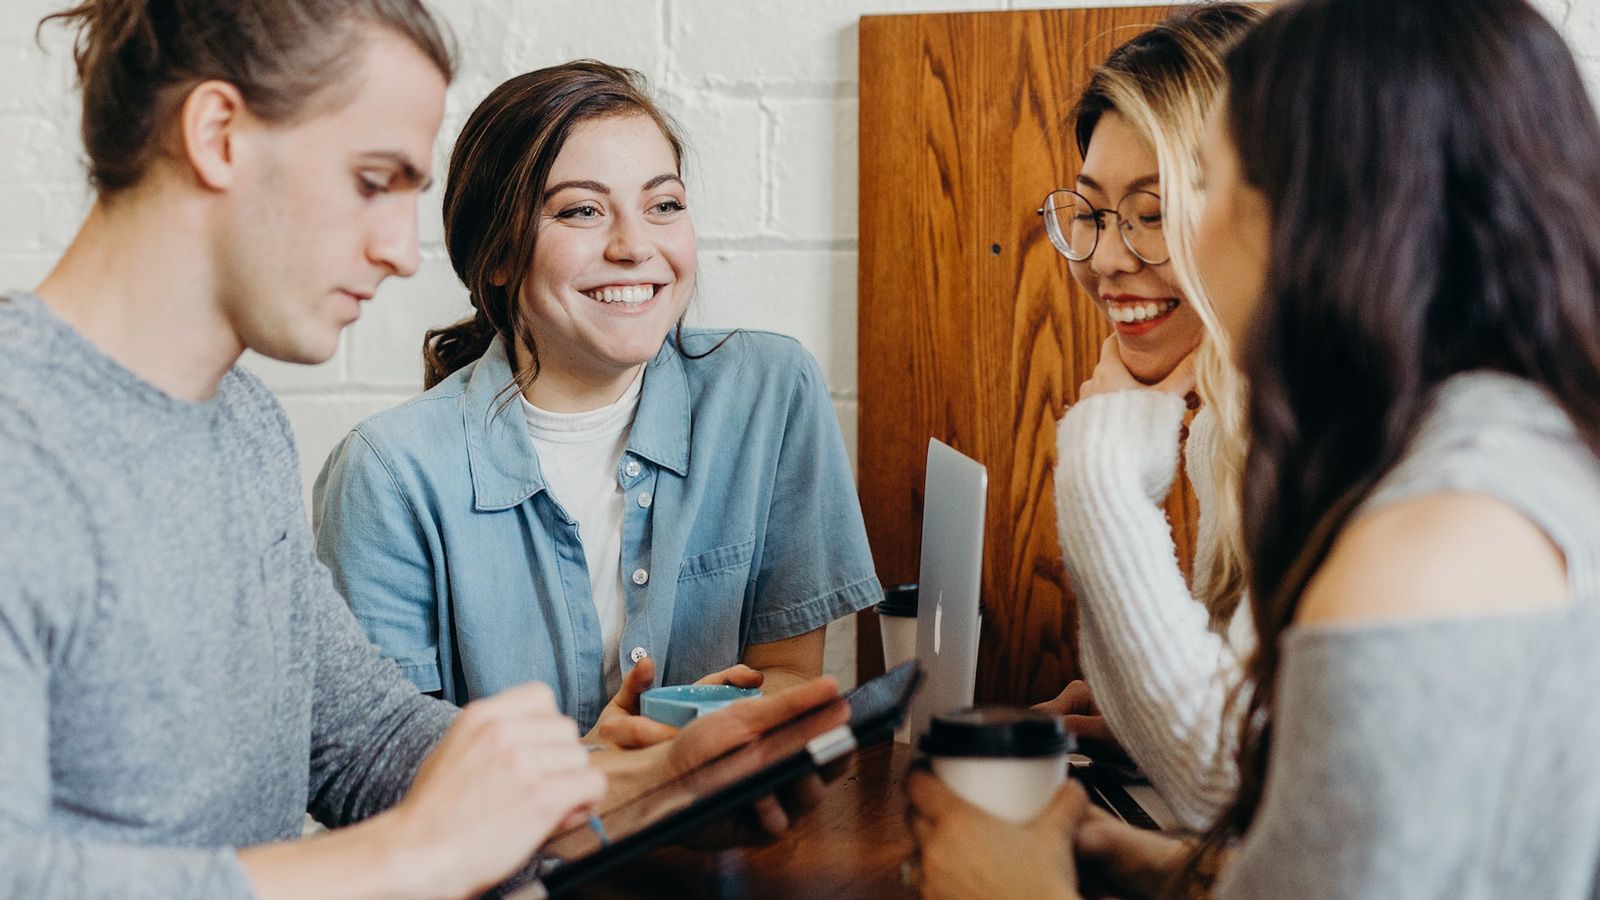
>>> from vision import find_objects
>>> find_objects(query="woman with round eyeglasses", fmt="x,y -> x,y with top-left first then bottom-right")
1020,3 -> 1264,834
1040,185 -> 1173,312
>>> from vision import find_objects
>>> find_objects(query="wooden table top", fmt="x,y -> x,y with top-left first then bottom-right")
571,741 -> 919,900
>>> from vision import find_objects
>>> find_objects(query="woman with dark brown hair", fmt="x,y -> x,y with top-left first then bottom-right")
908,0 -> 1600,897
314,61 -> 880,744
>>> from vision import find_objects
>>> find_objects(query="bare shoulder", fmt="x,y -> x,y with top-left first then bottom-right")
1296,491 -> 1569,626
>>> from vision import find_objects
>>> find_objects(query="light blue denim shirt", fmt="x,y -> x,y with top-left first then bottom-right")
311,329 -> 881,728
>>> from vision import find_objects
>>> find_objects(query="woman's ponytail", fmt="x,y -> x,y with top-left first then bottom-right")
422,310 -> 496,389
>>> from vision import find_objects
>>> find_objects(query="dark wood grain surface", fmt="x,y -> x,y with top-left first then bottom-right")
570,742 -> 917,900
856,8 -> 1198,704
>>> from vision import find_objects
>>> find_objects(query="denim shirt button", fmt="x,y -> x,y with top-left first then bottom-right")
624,459 -> 642,478
637,491 -> 653,509
631,567 -> 649,585
629,646 -> 649,663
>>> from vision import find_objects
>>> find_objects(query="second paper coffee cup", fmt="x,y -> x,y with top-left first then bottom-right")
918,707 -> 1074,822
877,584 -> 919,743
878,583 -> 919,669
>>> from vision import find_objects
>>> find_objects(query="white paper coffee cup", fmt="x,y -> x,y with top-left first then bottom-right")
880,615 -> 917,670
877,585 -> 919,743
919,707 -> 1073,822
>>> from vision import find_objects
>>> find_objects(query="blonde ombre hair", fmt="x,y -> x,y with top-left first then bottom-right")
1072,3 -> 1264,627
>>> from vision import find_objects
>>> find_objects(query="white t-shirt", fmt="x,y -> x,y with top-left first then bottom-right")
521,370 -> 644,696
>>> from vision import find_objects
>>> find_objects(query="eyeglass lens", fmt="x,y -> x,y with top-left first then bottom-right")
1040,189 -> 1167,265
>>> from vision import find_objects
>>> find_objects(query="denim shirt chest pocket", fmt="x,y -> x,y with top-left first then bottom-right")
670,536 -> 756,672
678,537 -> 756,584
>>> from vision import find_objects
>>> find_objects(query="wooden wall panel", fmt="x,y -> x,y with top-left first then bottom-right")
857,7 -> 1197,704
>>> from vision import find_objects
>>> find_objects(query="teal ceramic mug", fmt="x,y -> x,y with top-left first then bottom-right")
639,684 -> 764,728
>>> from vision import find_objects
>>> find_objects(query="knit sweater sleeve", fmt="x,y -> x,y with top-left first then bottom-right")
1053,390 -> 1244,831
0,414 -> 254,900
245,396 -> 458,829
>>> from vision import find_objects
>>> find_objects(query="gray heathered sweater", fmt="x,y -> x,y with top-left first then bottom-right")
1218,373 -> 1600,899
0,292 -> 457,899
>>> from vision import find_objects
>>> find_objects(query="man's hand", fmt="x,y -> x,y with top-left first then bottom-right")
594,676 -> 845,849
672,676 -> 844,846
386,683 -> 605,900
1033,680 -> 1119,750
906,769 -> 1086,900
586,658 -> 766,749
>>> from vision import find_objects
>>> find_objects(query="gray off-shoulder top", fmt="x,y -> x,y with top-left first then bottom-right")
1218,372 -> 1600,900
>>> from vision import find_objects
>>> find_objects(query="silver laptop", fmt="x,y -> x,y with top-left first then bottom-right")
905,439 -> 987,743
899,441 -> 1174,829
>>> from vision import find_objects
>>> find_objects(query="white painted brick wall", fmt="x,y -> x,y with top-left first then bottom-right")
5,0 -> 1598,687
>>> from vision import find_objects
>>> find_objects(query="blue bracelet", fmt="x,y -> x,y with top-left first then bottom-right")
588,812 -> 611,847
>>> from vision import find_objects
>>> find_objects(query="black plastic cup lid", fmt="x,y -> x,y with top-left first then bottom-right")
878,583 -> 919,618
917,706 -> 1074,758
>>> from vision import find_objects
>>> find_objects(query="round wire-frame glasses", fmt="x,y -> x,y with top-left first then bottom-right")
1036,188 -> 1169,266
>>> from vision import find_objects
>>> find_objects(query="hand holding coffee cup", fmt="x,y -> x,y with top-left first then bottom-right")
903,777 -> 1089,900
917,707 -> 1075,822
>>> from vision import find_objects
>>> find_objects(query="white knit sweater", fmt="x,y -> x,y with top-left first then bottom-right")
1053,389 -> 1253,831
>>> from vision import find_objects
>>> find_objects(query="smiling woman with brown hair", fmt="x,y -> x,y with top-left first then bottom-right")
313,61 -> 881,746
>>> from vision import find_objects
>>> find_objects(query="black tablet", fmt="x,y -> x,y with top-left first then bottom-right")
505,661 -> 922,898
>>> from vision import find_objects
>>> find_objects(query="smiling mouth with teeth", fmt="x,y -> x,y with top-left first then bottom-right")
584,284 -> 659,305
1107,298 -> 1180,324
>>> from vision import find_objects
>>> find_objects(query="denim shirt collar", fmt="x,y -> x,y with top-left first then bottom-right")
626,339 -> 692,477
464,336 -> 691,512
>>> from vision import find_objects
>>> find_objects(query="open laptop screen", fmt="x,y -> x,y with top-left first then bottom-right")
906,439 -> 987,743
